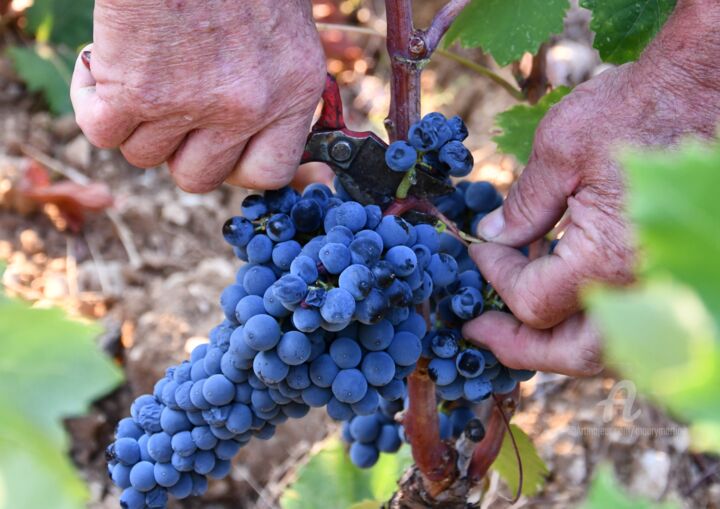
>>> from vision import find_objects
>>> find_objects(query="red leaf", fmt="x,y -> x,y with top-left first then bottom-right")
19,160 -> 114,232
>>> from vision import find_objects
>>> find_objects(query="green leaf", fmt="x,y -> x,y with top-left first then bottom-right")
281,438 -> 413,509
0,295 -> 121,509
0,409 -> 89,509
582,465 -> 679,509
445,0 -> 570,66
622,141 -> 720,329
493,87 -> 570,163
586,281 -> 720,441
491,424 -> 548,497
25,0 -> 94,48
6,45 -> 75,116
580,0 -> 677,64
0,297 -> 123,446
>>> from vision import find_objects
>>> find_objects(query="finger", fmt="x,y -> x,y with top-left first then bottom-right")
120,119 -> 192,168
462,310 -> 603,377
476,145 -> 574,246
471,190 -> 633,328
227,113 -> 313,190
70,45 -> 138,148
470,242 -> 580,328
291,163 -> 334,191
168,128 -> 248,193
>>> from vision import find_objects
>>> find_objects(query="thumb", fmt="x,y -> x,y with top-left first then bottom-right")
477,154 -> 573,246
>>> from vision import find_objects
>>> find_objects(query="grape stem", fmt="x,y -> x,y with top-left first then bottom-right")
468,388 -> 522,495
384,196 -> 485,246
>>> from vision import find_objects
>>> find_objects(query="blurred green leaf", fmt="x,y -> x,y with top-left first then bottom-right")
622,141 -> 720,329
7,45 -> 75,115
0,294 -> 122,509
445,0 -> 570,66
493,87 -> 570,163
580,0 -> 676,65
586,280 -> 720,450
0,296 -> 123,445
586,140 -> 720,453
491,424 -> 548,497
281,438 -> 412,509
582,465 -> 679,509
0,409 -> 89,509
25,0 -> 94,48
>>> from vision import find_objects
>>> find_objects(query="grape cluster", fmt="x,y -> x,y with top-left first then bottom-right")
385,112 -> 473,177
107,117 -> 536,507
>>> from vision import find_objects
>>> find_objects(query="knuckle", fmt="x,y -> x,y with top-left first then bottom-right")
225,85 -> 270,125
239,165 -> 294,191
571,343 -> 603,376
173,174 -> 220,194
120,146 -> 161,169
76,120 -> 117,149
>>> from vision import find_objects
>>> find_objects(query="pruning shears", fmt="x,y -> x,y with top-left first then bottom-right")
301,75 -> 453,208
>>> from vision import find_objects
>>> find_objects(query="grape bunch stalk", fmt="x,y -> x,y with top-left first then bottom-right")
105,112 -> 534,508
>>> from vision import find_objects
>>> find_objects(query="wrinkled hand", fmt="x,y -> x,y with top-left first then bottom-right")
71,0 -> 326,192
462,1 -> 720,376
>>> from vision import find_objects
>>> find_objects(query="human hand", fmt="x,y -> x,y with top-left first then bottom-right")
71,0 -> 326,193
462,0 -> 720,376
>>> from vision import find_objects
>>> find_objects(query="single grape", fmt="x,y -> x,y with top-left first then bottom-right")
291,198 -> 324,233
309,354 -> 339,388
358,320 -> 394,351
375,216 -> 410,249
428,358 -> 457,386
386,332 -> 422,366
377,424 -> 402,453
292,307 -> 322,333
114,437 -> 141,465
202,374 -> 235,406
154,462 -> 181,488
350,415 -> 381,444
334,201 -> 367,232
361,351 -> 396,387
385,140 -> 418,172
243,314 -> 282,351
320,288 -> 356,324
332,369 -> 368,404
129,461 -> 157,492
119,487 -> 147,509
385,245 -> 418,277
451,287 -> 484,319
241,194 -> 268,220
242,265 -> 277,296
319,242 -> 352,274
290,255 -> 319,284
456,349 -> 485,378
222,217 -> 254,247
329,337 -> 363,369
349,442 -> 380,469
277,331 -> 312,366
464,181 -> 502,213
338,264 -> 375,300
246,234 -> 273,264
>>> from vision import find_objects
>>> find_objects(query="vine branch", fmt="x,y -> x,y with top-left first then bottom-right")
384,0 -> 421,141
314,22 -> 524,101
422,0 -> 471,56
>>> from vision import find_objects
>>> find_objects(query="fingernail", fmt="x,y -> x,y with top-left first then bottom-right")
478,207 -> 504,240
